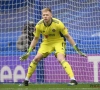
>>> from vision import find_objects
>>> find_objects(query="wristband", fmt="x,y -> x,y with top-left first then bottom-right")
27,47 -> 33,53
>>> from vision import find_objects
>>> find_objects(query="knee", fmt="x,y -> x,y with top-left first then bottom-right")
58,59 -> 65,64
57,54 -> 65,62
57,55 -> 65,62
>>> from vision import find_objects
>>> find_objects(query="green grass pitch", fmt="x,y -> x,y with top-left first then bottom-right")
0,83 -> 100,90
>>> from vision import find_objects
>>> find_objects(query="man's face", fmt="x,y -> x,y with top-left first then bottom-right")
42,11 -> 52,23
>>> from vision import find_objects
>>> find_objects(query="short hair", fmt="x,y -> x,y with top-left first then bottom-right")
41,7 -> 52,13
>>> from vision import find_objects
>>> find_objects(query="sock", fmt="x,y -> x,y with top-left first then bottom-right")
71,77 -> 75,80
25,60 -> 38,80
25,77 -> 29,81
60,60 -> 75,79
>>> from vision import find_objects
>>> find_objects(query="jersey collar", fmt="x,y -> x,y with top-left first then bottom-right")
43,18 -> 53,27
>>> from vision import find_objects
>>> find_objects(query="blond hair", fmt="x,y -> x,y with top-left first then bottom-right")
41,8 -> 52,13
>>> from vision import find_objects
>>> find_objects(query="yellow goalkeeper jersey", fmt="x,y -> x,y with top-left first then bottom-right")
33,18 -> 68,43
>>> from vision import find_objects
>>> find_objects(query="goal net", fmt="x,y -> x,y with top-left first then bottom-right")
0,0 -> 100,83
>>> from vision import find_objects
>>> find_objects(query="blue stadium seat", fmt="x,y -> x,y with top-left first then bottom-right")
0,42 -> 9,47
0,46 -> 17,51
0,51 -> 28,56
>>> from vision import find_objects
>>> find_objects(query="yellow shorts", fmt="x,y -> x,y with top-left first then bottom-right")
38,41 -> 66,58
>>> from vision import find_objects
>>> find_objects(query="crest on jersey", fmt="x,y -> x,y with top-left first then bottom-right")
52,29 -> 56,32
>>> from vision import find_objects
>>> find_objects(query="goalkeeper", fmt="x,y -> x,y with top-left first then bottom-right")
20,8 -> 86,86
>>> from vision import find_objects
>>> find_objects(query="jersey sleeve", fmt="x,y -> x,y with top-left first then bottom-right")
33,24 -> 41,37
59,21 -> 68,35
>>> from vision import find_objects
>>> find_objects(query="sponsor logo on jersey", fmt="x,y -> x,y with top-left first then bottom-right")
49,34 -> 55,36
43,30 -> 45,33
44,35 -> 48,38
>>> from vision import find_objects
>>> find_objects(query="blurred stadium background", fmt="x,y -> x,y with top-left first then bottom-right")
0,0 -> 100,84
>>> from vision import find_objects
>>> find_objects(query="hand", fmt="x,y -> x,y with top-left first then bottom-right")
20,53 -> 30,61
78,51 -> 87,57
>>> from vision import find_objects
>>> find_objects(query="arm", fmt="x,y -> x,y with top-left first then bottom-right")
30,37 -> 39,48
58,20 -> 86,57
27,37 -> 39,54
65,33 -> 76,46
20,37 -> 39,61
20,23 -> 41,61
65,33 -> 87,57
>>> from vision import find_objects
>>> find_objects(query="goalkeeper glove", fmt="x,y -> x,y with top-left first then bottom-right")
73,44 -> 87,57
20,47 -> 33,61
